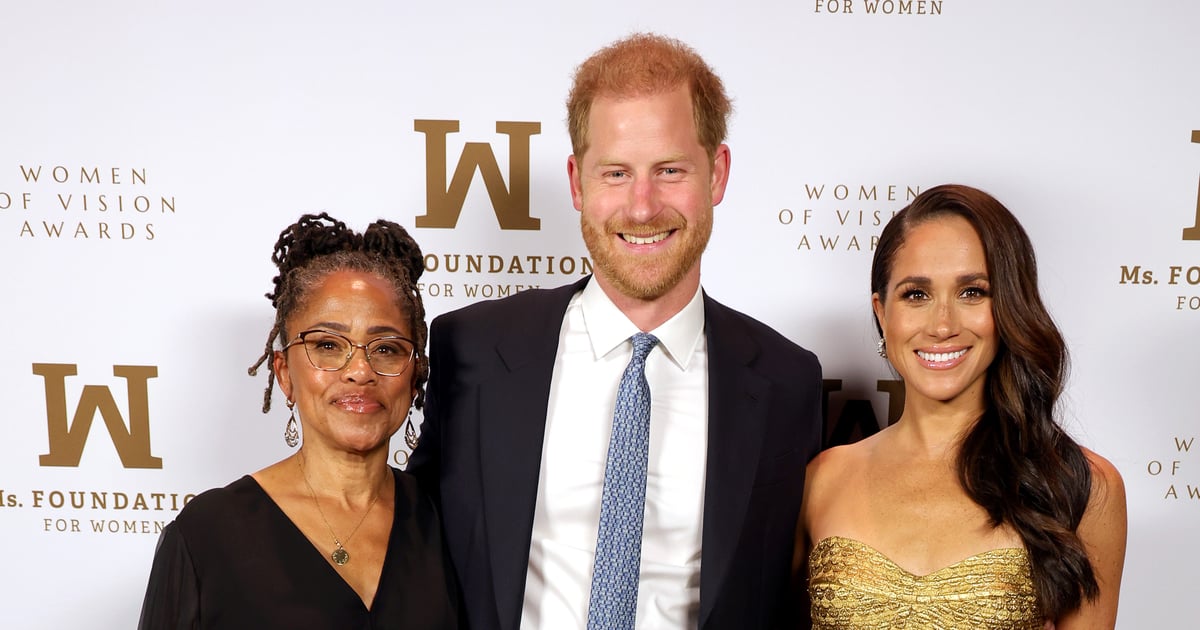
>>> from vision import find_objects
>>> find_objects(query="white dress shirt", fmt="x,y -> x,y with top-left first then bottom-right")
521,280 -> 709,629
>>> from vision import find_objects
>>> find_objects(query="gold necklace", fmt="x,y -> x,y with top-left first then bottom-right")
297,455 -> 383,566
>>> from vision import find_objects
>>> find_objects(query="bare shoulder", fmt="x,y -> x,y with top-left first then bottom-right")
1056,449 -> 1127,628
806,441 -> 867,490
1077,447 -> 1127,559
802,437 -> 874,526
798,443 -> 857,565
1082,447 -> 1127,511
806,429 -> 889,489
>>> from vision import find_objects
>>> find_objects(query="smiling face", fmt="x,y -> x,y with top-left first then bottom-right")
274,269 -> 415,455
872,215 -> 998,412
568,84 -> 730,305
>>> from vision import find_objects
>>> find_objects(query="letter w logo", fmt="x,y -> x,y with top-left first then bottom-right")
34,364 -> 162,469
1184,130 -> 1200,240
415,120 -> 541,230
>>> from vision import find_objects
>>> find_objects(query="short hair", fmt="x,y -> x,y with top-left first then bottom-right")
248,212 -> 429,413
566,32 -> 732,159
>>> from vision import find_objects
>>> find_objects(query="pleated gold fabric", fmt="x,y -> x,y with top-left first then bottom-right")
808,536 -> 1044,629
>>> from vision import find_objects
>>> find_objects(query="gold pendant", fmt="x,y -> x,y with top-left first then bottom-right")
331,545 -> 350,565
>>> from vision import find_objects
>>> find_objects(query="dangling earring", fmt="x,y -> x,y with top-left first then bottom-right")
404,404 -> 419,450
876,339 -> 887,359
284,399 -> 300,448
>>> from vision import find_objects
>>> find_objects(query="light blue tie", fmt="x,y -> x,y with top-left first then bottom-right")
587,332 -> 659,630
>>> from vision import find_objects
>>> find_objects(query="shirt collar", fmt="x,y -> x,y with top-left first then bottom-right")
578,278 -> 706,371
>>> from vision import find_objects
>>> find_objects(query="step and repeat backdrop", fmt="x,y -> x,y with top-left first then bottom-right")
1,1 -> 1196,627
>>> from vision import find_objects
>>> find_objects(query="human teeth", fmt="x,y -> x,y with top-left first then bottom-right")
623,232 -> 668,245
917,349 -> 966,362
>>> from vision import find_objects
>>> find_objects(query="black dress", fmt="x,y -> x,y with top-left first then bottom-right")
138,468 -> 460,629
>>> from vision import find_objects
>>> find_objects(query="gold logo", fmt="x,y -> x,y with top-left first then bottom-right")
822,378 -> 903,447
414,120 -> 541,230
1184,130 -> 1200,240
34,364 -> 162,469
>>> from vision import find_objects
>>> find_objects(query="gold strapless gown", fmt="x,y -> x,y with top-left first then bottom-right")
808,536 -> 1045,629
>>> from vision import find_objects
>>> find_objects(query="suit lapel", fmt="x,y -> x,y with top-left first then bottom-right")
478,277 -> 590,630
698,297 -> 770,628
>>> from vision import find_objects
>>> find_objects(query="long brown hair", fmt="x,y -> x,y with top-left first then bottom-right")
870,184 -> 1097,618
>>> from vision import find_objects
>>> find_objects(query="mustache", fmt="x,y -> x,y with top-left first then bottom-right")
604,215 -> 686,235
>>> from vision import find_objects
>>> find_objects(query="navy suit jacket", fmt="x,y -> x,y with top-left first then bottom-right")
409,277 -> 822,629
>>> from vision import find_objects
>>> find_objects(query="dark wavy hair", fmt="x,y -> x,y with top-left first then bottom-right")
247,212 -> 429,412
870,184 -> 1097,618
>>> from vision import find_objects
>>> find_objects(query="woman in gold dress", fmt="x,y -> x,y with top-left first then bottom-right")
798,185 -> 1126,629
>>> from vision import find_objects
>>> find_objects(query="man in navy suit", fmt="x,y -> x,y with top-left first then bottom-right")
409,33 -> 823,629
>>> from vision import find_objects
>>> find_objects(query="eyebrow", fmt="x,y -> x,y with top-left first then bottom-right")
309,322 -> 406,336
891,272 -> 990,291
593,153 -> 692,168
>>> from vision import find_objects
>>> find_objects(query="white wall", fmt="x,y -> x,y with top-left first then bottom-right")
1,1 -> 1196,626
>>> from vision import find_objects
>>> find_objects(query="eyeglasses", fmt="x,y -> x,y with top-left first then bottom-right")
282,329 -> 416,377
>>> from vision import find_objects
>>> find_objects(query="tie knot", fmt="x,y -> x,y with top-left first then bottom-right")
630,332 -> 659,362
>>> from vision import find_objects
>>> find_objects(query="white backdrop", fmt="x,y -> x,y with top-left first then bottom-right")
1,1 -> 1196,627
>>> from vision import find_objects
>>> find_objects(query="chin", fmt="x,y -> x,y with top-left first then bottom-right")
335,430 -> 395,454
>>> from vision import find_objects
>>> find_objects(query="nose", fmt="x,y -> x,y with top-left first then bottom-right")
928,299 -> 960,339
626,174 -> 663,224
342,345 -> 377,383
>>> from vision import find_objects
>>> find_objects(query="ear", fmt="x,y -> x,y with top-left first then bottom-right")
871,292 -> 886,333
709,143 -> 731,206
567,154 -> 584,212
273,349 -> 294,403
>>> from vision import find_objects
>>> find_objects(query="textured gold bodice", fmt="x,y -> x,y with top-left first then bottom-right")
808,536 -> 1044,629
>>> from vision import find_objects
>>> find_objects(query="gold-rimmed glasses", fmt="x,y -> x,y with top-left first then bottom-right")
282,329 -> 415,377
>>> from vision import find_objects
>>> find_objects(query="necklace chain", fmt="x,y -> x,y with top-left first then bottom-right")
297,455 -> 383,566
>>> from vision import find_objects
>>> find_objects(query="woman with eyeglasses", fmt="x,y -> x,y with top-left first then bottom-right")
139,213 -> 459,629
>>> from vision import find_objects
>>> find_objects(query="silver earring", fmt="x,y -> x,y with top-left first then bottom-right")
876,339 -> 887,359
404,405 -> 419,450
284,399 -> 300,448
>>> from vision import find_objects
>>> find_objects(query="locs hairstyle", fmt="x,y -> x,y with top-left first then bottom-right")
247,212 -> 429,413
870,184 -> 1099,619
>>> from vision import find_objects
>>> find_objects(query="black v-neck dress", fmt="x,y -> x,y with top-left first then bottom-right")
138,468 -> 460,629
